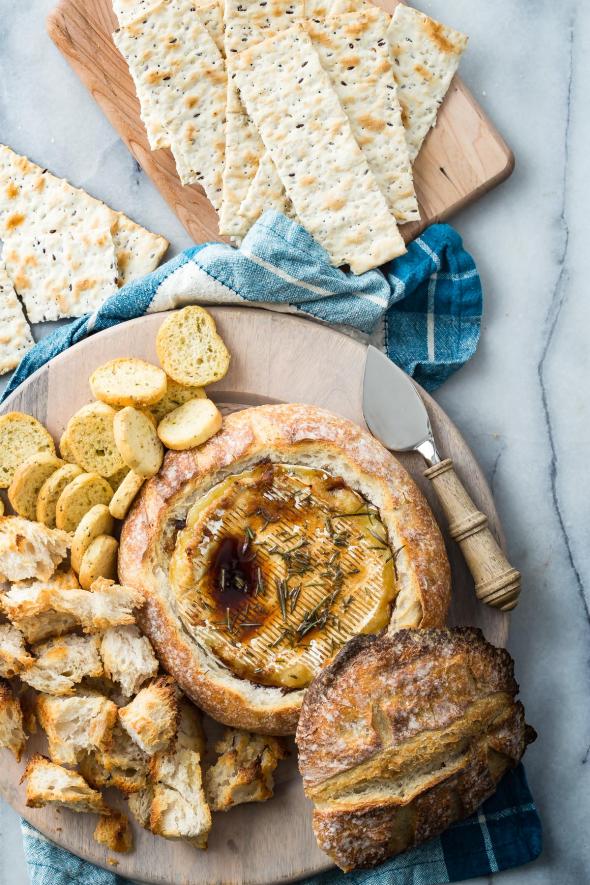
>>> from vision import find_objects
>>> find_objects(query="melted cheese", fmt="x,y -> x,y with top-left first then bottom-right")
169,463 -> 397,689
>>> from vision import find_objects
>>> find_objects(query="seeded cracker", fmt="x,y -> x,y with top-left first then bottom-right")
234,25 -> 406,273
113,0 -> 225,152
219,0 -> 305,238
238,150 -> 293,228
0,262 -> 33,373
114,0 -> 226,209
306,9 -> 419,224
0,146 -> 167,320
387,5 -> 468,162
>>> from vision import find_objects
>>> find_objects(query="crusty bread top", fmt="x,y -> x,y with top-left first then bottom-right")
297,628 -> 531,797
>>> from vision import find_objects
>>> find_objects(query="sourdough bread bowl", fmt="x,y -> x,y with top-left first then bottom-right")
119,404 -> 450,734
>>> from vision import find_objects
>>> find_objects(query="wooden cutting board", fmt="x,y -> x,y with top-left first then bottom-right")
0,308 -> 508,884
47,0 -> 513,245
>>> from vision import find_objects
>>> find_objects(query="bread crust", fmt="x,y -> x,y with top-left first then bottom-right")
296,628 -> 536,871
119,404 -> 450,734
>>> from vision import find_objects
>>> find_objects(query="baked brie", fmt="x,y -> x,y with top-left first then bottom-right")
119,404 -> 450,733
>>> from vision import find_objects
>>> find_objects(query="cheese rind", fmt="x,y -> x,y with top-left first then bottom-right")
170,464 -> 396,688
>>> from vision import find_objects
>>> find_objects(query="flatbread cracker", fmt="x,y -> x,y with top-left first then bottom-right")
197,0 -> 226,55
387,5 -> 467,161
0,262 -> 33,374
238,152 -> 292,227
2,213 -> 118,323
234,24 -> 405,273
328,0 -> 372,15
306,10 -> 419,223
219,0 -> 305,237
0,146 -> 167,320
113,0 -> 226,209
111,214 -> 168,287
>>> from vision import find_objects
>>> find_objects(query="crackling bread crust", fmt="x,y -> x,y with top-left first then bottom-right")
296,628 -> 536,871
119,404 -> 450,734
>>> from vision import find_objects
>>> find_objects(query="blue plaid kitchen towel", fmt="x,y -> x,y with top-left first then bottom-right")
3,213 -> 482,401
4,211 -> 541,882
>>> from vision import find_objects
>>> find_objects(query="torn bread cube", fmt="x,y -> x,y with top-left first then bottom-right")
73,578 -> 144,632
206,729 -> 287,811
0,622 -> 33,677
94,810 -> 133,854
148,747 -> 211,848
1,577 -> 144,644
129,747 -> 211,848
119,677 -> 178,755
0,680 -> 26,761
22,634 -> 103,695
0,517 -> 70,582
1,580 -> 79,644
80,724 -> 150,795
37,691 -> 117,766
21,754 -> 111,815
127,786 -> 153,830
101,625 -> 158,697
177,697 -> 206,755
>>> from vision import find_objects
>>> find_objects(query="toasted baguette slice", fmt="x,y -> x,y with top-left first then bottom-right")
22,754 -> 111,814
90,358 -> 167,408
8,453 -> 65,519
37,691 -> 118,765
80,723 -> 150,795
71,504 -> 115,573
157,398 -> 222,451
114,407 -> 164,477
94,810 -> 133,853
37,463 -> 83,528
150,379 -> 206,424
58,428 -> 77,463
22,634 -> 103,695
0,680 -> 27,760
156,307 -> 230,387
108,466 -> 131,492
56,472 -> 114,533
149,747 -> 211,847
119,677 -> 178,755
0,622 -> 33,678
206,728 -> 287,811
109,470 -> 145,520
65,402 -> 125,478
101,625 -> 159,697
0,517 -> 70,582
0,413 -> 56,488
78,535 -> 119,590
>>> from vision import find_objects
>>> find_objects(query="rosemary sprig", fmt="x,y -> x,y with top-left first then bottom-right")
276,579 -> 288,621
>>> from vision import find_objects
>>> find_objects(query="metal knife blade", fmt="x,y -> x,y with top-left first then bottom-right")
362,346 -> 439,462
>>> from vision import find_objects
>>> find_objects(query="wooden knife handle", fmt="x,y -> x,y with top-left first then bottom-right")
423,458 -> 520,611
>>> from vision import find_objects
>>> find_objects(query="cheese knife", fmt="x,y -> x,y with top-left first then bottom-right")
362,346 -> 520,611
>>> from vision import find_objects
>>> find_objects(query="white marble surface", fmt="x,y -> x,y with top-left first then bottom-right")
0,0 -> 589,883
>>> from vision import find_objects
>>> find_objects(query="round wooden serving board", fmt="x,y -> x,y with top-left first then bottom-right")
0,307 -> 508,885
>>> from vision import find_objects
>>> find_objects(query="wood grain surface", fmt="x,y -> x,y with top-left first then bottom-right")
0,308 -> 508,884
46,0 -> 514,245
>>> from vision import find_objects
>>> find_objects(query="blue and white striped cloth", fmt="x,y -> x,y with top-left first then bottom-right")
3,212 -> 482,402
3,211 -> 541,883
